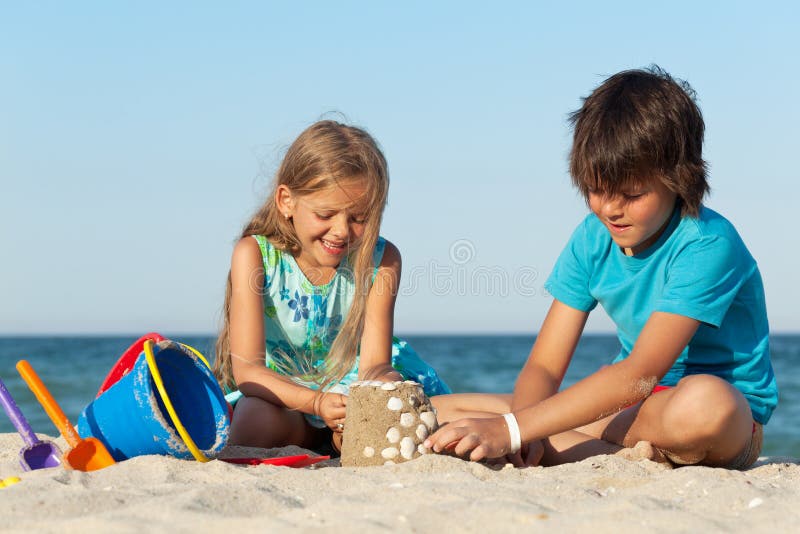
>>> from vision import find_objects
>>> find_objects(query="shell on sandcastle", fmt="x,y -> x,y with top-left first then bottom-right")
340,380 -> 438,467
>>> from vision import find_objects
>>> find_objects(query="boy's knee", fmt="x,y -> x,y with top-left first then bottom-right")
663,375 -> 747,435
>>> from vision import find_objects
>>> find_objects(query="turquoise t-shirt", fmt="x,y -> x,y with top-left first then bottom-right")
544,206 -> 777,424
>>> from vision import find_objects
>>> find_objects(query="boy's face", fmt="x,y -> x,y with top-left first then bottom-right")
588,178 -> 677,256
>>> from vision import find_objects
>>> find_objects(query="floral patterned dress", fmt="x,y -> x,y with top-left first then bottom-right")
224,235 -> 451,427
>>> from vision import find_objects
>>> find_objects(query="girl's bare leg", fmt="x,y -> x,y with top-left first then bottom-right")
228,395 -> 320,449
431,393 -> 512,423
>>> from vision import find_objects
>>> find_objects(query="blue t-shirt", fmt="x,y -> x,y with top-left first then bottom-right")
544,206 -> 777,424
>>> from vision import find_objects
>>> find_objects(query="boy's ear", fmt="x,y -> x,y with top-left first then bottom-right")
275,185 -> 294,218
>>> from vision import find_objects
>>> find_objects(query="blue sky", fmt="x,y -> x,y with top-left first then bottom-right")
2,1 -> 798,334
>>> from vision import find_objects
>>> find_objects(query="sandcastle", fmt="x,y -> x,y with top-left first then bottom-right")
340,380 -> 438,467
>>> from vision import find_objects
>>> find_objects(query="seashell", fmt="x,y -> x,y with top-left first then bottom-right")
408,395 -> 419,407
380,382 -> 397,391
381,447 -> 399,459
386,427 -> 401,444
420,411 -> 437,430
416,424 -> 428,440
400,437 -> 415,460
417,443 -> 431,455
363,446 -> 375,458
387,397 -> 403,411
399,413 -> 415,427
384,461 -> 396,466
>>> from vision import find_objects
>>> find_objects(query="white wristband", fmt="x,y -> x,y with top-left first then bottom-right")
502,412 -> 522,454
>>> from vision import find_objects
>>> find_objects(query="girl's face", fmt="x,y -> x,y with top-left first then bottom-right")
277,179 -> 369,279
587,178 -> 677,256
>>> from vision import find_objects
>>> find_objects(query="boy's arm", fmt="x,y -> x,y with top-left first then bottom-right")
511,300 -> 588,411
424,299 -> 587,460
514,311 -> 700,443
357,240 -> 404,382
427,307 -> 699,461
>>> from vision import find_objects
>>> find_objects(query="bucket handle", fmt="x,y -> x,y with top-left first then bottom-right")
143,340 -> 210,463
178,343 -> 211,369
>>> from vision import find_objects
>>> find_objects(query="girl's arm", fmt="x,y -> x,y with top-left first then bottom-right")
357,240 -> 404,382
228,238 -> 332,416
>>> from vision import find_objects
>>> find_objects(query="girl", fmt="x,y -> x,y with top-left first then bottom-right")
213,120 -> 456,452
426,67 -> 777,470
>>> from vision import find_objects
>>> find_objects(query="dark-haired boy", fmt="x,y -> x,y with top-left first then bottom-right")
427,66 -> 777,469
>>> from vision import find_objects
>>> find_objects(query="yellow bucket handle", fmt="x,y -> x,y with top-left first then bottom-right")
143,340 -> 209,463
178,343 -> 211,369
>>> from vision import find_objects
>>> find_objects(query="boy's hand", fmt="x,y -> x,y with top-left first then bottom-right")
424,416 -> 512,461
501,440 -> 545,467
520,440 -> 545,466
317,392 -> 347,433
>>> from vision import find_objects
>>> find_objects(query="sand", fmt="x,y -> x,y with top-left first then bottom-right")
1,433 -> 798,533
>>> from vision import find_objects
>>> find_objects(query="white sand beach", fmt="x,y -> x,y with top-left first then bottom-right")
1,433 -> 798,533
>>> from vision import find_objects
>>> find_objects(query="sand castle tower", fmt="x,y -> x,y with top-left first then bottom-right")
340,380 -> 439,467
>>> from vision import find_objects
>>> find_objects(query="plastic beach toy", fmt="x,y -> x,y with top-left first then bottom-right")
0,377 -> 63,471
96,332 -> 165,396
16,360 -> 116,472
78,339 -> 229,462
0,476 -> 22,488
220,454 -> 330,467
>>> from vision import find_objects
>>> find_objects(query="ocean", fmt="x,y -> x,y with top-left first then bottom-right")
1,334 -> 797,458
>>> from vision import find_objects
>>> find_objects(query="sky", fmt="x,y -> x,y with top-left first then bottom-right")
1,1 -> 798,335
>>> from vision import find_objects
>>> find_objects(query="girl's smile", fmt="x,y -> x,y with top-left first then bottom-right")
277,180 -> 369,283
320,238 -> 347,256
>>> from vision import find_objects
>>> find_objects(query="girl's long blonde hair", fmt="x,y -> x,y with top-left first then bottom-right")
212,120 -> 389,393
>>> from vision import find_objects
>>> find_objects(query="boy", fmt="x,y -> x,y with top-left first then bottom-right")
426,66 -> 777,469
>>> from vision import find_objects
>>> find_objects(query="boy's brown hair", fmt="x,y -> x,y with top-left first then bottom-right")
569,65 -> 709,217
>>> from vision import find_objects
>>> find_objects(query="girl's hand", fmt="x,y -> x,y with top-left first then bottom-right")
424,416 -> 512,461
380,370 -> 403,382
316,392 -> 348,433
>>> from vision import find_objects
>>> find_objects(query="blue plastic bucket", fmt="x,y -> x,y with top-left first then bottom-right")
77,340 -> 230,461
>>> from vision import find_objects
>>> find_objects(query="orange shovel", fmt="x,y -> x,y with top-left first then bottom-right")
16,360 -> 116,472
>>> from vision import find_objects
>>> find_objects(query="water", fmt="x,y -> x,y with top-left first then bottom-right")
1,334 -> 797,457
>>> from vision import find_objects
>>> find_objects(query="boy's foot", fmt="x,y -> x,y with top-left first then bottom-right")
615,440 -> 672,467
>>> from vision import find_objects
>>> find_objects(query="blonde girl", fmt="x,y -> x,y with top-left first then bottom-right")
212,120 -> 452,452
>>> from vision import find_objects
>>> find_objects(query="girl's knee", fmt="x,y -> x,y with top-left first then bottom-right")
229,396 -> 306,448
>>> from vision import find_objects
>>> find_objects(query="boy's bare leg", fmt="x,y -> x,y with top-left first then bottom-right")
433,393 -> 674,466
544,374 -> 754,467
539,429 -> 623,465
